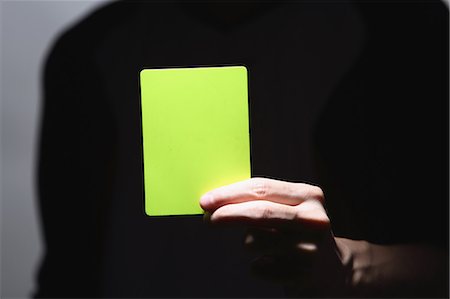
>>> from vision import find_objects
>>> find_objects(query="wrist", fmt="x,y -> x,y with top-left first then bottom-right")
335,237 -> 372,296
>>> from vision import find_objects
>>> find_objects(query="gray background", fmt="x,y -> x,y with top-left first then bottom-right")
0,1 -> 448,298
1,1 -> 108,297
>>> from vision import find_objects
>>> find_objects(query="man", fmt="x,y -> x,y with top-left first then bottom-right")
36,1 -> 448,297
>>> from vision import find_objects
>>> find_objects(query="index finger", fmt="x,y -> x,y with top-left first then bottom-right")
200,177 -> 324,211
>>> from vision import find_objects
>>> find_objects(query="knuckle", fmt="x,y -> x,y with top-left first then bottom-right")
251,177 -> 270,199
308,185 -> 325,203
257,205 -> 274,220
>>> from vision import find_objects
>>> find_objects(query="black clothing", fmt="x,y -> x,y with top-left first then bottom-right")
36,1 -> 448,297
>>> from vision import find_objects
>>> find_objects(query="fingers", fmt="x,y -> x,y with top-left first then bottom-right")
210,200 -> 296,227
200,177 -> 324,211
209,199 -> 330,231
200,178 -> 339,289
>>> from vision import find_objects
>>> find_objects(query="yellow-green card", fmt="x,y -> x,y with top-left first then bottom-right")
140,66 -> 251,216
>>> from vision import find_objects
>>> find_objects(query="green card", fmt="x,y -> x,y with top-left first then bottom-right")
140,66 -> 251,216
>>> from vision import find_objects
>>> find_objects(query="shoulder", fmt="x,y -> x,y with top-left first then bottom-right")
45,1 -> 141,67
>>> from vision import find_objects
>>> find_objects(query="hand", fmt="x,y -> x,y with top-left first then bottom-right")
200,177 -> 353,296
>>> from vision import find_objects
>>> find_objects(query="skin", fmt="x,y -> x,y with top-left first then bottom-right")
200,177 -> 448,297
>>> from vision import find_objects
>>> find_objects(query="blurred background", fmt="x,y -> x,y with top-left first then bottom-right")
1,1 -> 109,297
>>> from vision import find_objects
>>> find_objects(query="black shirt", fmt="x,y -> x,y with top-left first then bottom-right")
36,1 -> 448,297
